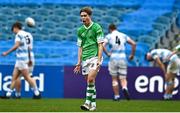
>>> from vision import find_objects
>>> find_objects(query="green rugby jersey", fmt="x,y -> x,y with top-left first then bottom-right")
77,22 -> 104,61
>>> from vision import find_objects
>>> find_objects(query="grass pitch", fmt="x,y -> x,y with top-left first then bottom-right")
0,98 -> 180,112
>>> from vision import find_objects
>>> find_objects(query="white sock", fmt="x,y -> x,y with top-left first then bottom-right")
32,86 -> 40,96
91,102 -> 96,107
15,92 -> 21,97
122,87 -> 128,90
6,90 -> 13,97
114,95 -> 120,99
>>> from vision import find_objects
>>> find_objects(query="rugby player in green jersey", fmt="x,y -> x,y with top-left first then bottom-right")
74,7 -> 104,111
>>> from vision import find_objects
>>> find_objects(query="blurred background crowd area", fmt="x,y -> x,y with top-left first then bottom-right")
0,0 -> 179,66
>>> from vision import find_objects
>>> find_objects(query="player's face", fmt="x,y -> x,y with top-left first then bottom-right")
146,53 -> 153,61
12,27 -> 17,34
80,12 -> 91,26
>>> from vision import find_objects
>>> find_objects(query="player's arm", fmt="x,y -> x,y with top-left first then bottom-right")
74,47 -> 82,74
103,41 -> 111,57
96,25 -> 104,66
28,46 -> 32,66
127,38 -> 136,60
76,47 -> 82,66
2,41 -> 20,56
74,31 -> 82,74
98,42 -> 103,66
155,57 -> 166,74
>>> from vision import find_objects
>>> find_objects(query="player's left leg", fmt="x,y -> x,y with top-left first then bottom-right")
6,68 -> 21,98
14,77 -> 21,98
164,72 -> 175,100
164,61 -> 178,100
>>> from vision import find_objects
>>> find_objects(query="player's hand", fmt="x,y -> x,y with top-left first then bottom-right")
97,60 -> 102,68
74,64 -> 81,74
129,54 -> 134,60
1,52 -> 8,56
28,60 -> 33,66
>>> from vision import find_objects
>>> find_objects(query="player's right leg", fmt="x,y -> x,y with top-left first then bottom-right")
80,62 -> 91,111
28,63 -> 39,98
18,61 -> 40,98
118,59 -> 130,100
20,68 -> 40,98
120,77 -> 130,100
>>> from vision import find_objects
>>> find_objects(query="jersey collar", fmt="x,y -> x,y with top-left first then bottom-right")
83,22 -> 94,29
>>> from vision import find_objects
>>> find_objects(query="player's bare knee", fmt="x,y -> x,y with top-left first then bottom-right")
87,76 -> 94,83
112,81 -> 118,86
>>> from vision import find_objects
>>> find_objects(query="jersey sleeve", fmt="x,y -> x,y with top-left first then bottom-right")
15,34 -> 21,43
122,33 -> 130,42
96,24 -> 104,43
104,34 -> 110,43
77,29 -> 82,47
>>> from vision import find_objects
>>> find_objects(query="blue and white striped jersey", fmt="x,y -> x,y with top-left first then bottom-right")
150,49 -> 178,63
25,31 -> 34,62
104,30 -> 130,60
15,30 -> 34,62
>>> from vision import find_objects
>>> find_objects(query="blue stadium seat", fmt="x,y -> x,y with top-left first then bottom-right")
48,15 -> 62,23
138,35 -> 156,48
36,8 -> 50,16
53,9 -> 67,17
60,22 -> 75,29
33,34 -> 44,41
0,1 -> 176,66
55,28 -> 69,36
50,34 -> 63,41
66,15 -> 79,23
42,3 -> 55,10
152,23 -> 167,37
43,22 -> 55,29
19,7 -> 32,16
148,30 -> 161,39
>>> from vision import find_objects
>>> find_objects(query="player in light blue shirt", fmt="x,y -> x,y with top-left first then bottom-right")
14,26 -> 35,98
145,48 -> 180,100
1,22 -> 40,99
103,24 -> 136,100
